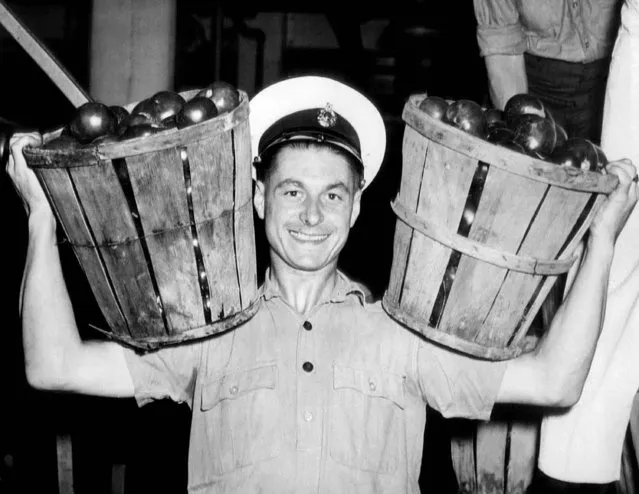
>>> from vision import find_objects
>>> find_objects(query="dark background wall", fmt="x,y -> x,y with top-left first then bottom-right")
0,1 -> 487,492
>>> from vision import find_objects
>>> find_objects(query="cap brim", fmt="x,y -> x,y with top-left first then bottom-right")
249,76 -> 386,190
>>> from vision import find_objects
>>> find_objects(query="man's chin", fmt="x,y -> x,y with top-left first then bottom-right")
284,255 -> 334,273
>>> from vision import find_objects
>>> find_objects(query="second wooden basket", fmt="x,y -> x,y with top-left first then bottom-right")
383,94 -> 618,360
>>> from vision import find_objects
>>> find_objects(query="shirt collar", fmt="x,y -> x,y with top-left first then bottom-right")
259,268 -> 367,306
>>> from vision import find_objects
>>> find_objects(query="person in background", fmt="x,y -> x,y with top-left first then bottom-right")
5,75 -> 637,493
530,1 -> 639,493
473,0 -> 621,143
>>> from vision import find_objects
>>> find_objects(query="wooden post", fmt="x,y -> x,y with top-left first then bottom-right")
451,415 -> 539,494
89,0 -> 177,106
619,392 -> 639,494
56,433 -> 74,494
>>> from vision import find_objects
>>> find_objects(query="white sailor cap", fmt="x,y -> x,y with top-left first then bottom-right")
249,75 -> 386,190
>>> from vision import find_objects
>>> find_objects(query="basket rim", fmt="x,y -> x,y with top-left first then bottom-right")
404,93 -> 618,194
381,294 -> 538,360
90,297 -> 261,352
23,88 -> 250,166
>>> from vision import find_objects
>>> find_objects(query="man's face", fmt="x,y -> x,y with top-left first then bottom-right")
254,145 -> 362,274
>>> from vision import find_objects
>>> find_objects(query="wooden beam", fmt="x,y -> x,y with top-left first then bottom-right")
55,433 -> 74,494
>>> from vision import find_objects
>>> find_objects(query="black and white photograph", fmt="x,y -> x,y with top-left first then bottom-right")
1,1 -> 639,493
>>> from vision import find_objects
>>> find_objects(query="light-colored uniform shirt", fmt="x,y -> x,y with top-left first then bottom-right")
537,0 -> 639,483
474,0 -> 621,62
125,271 -> 506,493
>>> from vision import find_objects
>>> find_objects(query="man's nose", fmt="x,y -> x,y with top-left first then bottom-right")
300,197 -> 323,226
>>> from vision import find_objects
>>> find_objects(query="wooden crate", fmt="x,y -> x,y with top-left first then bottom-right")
450,414 -> 539,494
383,94 -> 618,360
23,90 -> 259,351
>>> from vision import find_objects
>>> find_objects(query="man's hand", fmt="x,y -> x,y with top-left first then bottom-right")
589,159 -> 638,246
5,132 -> 50,217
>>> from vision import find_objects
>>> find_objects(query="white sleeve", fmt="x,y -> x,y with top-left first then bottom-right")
538,1 -> 639,483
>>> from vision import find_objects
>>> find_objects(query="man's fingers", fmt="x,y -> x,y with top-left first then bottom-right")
606,160 -> 637,191
607,159 -> 636,178
9,132 -> 42,156
7,132 -> 42,176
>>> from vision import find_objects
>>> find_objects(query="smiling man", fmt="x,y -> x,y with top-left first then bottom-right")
6,75 -> 639,494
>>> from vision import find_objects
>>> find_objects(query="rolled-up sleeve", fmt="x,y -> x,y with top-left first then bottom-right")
416,339 -> 507,420
124,341 -> 202,408
474,0 -> 527,56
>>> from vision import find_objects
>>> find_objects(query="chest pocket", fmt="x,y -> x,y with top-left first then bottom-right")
198,364 -> 281,476
330,364 -> 405,474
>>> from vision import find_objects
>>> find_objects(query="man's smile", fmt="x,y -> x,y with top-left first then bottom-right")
288,229 -> 331,242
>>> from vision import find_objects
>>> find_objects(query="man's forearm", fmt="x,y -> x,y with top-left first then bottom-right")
484,54 -> 528,110
535,236 -> 614,404
21,210 -> 83,388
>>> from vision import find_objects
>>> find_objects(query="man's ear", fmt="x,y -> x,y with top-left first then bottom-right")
350,189 -> 362,227
254,180 -> 266,220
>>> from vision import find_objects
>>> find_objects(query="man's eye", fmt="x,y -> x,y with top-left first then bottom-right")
327,192 -> 342,201
284,190 -> 299,197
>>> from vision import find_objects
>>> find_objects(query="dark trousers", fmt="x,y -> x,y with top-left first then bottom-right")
527,469 -> 617,494
524,53 -> 611,144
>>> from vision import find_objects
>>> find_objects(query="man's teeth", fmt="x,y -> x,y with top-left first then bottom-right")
290,230 -> 329,241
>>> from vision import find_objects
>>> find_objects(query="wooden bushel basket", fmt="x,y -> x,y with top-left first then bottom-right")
22,90 -> 259,351
383,94 -> 618,360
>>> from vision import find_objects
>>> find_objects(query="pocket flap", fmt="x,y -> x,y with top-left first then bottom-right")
201,364 -> 277,411
333,364 -> 405,409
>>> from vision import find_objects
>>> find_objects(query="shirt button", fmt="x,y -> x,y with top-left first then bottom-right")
302,361 -> 314,372
303,410 -> 313,422
229,385 -> 238,395
572,0 -> 577,7
585,40 -> 590,48
303,321 -> 312,331
369,379 -> 377,392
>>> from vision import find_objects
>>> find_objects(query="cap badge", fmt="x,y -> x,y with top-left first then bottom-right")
317,103 -> 337,128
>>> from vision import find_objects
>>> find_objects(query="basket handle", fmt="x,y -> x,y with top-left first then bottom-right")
0,1 -> 91,108
391,199 -> 579,276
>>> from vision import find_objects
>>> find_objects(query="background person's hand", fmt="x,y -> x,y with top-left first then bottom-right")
5,132 -> 51,218
589,159 -> 638,246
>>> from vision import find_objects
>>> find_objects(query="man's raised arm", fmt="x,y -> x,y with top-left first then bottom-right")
8,133 -> 135,398
496,160 -> 638,407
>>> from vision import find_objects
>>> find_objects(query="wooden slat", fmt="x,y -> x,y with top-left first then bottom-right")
450,424 -> 477,494
630,392 -> 639,475
400,143 -> 476,322
451,417 -> 538,494
70,160 -> 163,337
35,167 -> 129,335
506,420 -> 538,494
198,213 -> 241,319
188,127 -> 233,221
439,166 -> 546,345
56,433 -> 74,494
620,408 -> 639,494
482,187 -> 591,344
187,130 -> 242,318
111,464 -> 126,494
385,126 -> 429,306
232,119 -> 258,308
476,421 -> 508,494
126,148 -> 204,333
